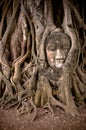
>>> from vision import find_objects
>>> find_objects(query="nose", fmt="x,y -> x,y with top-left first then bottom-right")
55,49 -> 63,59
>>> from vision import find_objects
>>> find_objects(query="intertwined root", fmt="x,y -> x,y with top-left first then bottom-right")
1,65 -> 86,121
0,69 -> 80,121
0,0 -> 86,122
34,74 -> 80,117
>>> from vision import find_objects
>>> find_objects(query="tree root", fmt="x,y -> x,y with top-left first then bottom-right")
21,0 -> 36,59
77,66 -> 86,85
43,102 -> 55,117
48,93 -> 79,116
0,70 -> 80,120
0,0 -> 11,38
0,0 -> 86,122
0,90 -> 13,107
34,74 -> 79,117
1,0 -> 20,46
16,97 -> 37,122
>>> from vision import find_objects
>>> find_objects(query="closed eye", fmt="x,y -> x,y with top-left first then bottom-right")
48,45 -> 56,51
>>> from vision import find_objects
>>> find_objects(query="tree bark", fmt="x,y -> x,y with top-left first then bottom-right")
0,0 -> 86,119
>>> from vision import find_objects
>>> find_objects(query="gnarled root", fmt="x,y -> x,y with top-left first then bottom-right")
34,74 -> 79,117
0,71 -> 13,106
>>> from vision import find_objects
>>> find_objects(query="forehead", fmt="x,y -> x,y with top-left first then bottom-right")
46,32 -> 71,47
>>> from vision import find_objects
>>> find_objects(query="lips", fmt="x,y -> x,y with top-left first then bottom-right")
55,58 -> 65,68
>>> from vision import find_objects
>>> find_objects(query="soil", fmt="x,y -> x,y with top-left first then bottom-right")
0,104 -> 86,130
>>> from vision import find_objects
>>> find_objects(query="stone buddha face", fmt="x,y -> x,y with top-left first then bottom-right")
46,32 -> 71,68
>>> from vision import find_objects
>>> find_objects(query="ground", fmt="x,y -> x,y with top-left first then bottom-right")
0,104 -> 86,130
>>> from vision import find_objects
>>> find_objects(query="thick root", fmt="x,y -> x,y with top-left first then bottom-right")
34,74 -> 79,117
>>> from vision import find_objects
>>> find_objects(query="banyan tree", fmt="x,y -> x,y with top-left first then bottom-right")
0,0 -> 86,120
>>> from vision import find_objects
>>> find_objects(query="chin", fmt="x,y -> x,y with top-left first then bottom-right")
55,63 -> 63,68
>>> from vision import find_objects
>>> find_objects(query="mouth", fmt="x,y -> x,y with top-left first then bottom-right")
55,58 -> 65,68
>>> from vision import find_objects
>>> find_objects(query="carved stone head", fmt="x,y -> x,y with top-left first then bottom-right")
46,31 -> 71,68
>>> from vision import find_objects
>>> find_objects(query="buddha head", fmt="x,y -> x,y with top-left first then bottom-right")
46,31 -> 71,68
